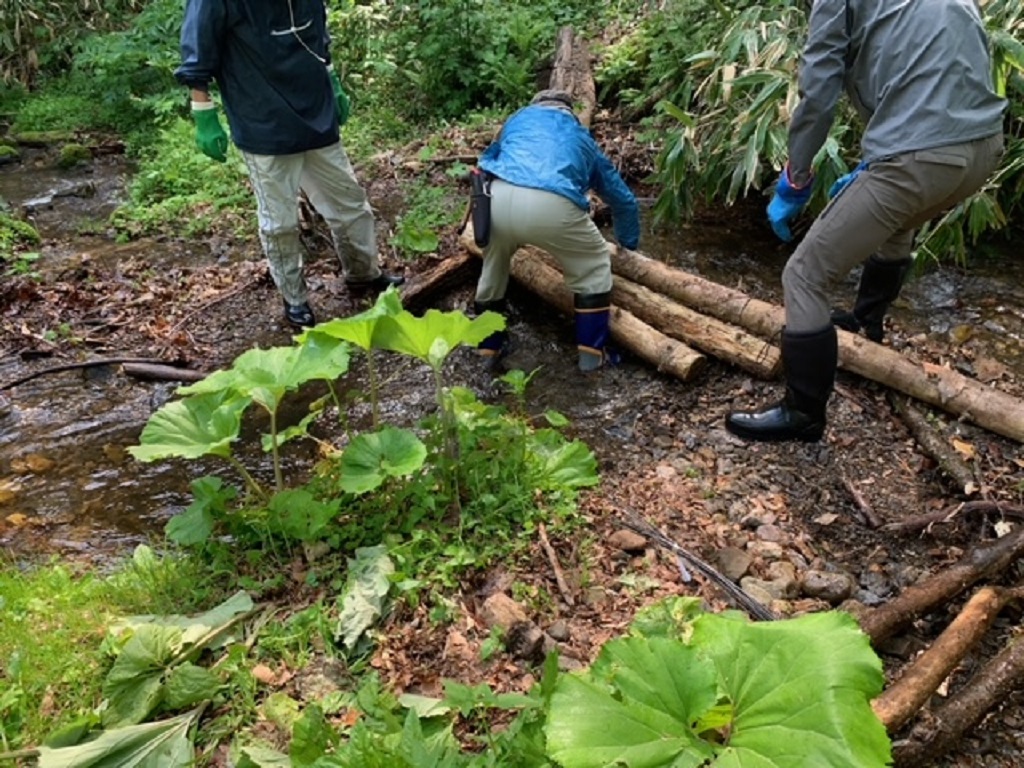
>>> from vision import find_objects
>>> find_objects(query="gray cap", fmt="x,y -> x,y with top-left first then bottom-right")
530,89 -> 574,109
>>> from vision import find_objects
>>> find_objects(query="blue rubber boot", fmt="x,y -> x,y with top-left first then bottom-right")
574,292 -> 618,372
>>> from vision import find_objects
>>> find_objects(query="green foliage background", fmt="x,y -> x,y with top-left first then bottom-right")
2,0 -> 1021,263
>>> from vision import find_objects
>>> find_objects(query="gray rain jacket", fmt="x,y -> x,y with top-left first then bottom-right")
788,0 -> 1006,180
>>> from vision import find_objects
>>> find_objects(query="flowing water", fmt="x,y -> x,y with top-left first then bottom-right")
1,153 -> 1022,562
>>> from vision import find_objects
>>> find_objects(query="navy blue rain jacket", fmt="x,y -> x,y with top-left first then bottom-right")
479,106 -> 641,250
175,0 -> 338,155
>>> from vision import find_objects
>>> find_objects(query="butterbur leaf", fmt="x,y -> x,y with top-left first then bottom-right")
372,308 -> 504,367
339,426 -> 427,494
166,476 -> 237,546
526,430 -> 599,490
694,611 -> 891,767
164,663 -> 220,710
334,545 -> 394,650
548,605 -> 891,768
102,624 -> 182,727
300,287 -> 403,350
233,745 -> 291,768
128,390 -> 250,462
179,340 -> 350,413
547,636 -> 718,768
37,708 -> 201,768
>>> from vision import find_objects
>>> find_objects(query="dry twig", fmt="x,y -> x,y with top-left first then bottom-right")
537,523 -> 575,607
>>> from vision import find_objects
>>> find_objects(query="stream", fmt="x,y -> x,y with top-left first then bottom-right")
1,151 -> 1022,563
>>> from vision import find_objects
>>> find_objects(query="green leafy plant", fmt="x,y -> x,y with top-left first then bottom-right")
546,597 -> 891,767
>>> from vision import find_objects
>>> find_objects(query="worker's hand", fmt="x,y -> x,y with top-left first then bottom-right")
828,161 -> 868,199
192,106 -> 228,163
767,166 -> 813,242
328,68 -> 351,127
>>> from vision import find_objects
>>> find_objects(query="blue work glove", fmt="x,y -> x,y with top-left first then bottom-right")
828,161 -> 869,199
327,67 -> 351,127
767,166 -> 813,242
191,104 -> 228,163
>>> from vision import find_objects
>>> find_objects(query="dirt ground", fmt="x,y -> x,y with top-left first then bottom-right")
2,131 -> 1024,767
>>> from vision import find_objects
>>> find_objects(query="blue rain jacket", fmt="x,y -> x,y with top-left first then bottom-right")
175,0 -> 338,155
479,105 -> 640,250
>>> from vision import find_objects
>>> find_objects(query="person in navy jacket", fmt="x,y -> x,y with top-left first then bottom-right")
174,0 -> 402,329
474,90 -> 640,371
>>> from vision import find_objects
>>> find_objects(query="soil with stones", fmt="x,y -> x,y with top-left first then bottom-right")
2,127 -> 1023,767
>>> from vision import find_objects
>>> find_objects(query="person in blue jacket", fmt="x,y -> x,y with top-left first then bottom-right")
474,89 -> 641,371
174,0 -> 403,329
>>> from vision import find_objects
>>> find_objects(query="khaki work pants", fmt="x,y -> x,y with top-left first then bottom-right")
475,180 -> 612,303
243,142 -> 381,305
782,133 -> 1004,332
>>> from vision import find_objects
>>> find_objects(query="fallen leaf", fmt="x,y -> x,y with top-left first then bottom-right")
951,439 -> 976,461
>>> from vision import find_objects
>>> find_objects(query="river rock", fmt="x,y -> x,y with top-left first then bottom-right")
800,569 -> 855,603
714,546 -> 752,581
608,529 -> 647,553
479,592 -> 529,630
765,561 -> 799,598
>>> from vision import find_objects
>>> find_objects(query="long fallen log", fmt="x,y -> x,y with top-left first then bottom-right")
505,250 -> 706,381
871,585 -> 1021,732
610,247 -> 1024,443
854,525 -> 1024,644
611,275 -> 780,379
893,631 -> 1024,766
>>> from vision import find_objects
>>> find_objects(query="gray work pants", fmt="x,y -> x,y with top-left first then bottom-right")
783,133 -> 1004,332
242,142 -> 381,305
475,180 -> 612,303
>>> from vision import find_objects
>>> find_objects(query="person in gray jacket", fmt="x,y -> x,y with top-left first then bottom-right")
175,0 -> 403,330
726,0 -> 1006,443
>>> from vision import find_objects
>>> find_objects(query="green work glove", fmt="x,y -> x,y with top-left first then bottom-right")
328,68 -> 351,127
192,106 -> 228,162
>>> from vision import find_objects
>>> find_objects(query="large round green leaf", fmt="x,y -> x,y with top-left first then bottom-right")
339,426 -> 427,494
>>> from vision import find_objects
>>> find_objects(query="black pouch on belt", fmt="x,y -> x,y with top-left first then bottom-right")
469,167 -> 492,248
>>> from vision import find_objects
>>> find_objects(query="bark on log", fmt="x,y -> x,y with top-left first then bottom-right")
122,363 -> 206,383
871,586 -> 1017,732
883,501 -> 1024,534
889,392 -> 979,496
610,247 -> 1024,443
550,27 -> 596,129
398,251 -> 479,311
893,632 -> 1024,766
855,526 -> 1024,644
611,275 -> 781,378
504,250 -> 706,381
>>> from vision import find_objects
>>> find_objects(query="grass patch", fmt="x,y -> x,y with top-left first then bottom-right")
0,548 -> 221,749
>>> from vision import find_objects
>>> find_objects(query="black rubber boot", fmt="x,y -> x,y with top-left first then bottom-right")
346,272 -> 406,293
574,292 -> 618,371
473,299 -> 510,360
283,301 -> 316,329
725,326 -> 838,443
831,255 -> 912,342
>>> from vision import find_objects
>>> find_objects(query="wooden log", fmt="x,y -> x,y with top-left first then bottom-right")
894,632 -> 1024,766
888,392 -> 979,496
871,585 -> 1018,732
610,247 -> 1024,443
611,273 -> 781,378
550,26 -> 596,129
506,250 -> 706,381
122,363 -> 206,383
854,525 -> 1024,644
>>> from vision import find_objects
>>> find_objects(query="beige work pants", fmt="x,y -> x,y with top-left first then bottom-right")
475,180 -> 612,303
782,133 -> 1004,332
243,142 -> 381,305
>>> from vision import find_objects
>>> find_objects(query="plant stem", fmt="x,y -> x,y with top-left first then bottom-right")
269,411 -> 283,492
227,456 -> 266,502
